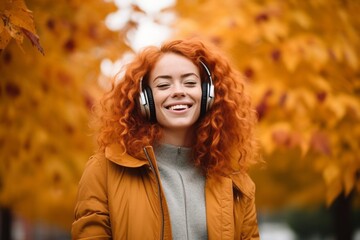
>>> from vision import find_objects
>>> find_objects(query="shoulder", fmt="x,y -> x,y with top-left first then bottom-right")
78,152 -> 108,189
83,152 -> 107,174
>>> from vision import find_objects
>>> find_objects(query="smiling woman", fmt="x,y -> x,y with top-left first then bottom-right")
72,38 -> 261,240
148,53 -> 203,147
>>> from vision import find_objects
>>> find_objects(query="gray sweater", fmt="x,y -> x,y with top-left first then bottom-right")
154,144 -> 208,240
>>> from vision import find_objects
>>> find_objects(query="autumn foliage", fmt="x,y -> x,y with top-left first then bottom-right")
174,0 -> 360,209
0,0 -> 359,232
0,0 -> 127,229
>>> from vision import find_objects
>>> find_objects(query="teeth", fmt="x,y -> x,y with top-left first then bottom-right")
169,104 -> 189,110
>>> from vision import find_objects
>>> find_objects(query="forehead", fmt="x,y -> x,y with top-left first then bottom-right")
151,53 -> 199,75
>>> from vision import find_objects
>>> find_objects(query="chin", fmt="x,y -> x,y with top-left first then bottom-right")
159,118 -> 197,130
166,122 -> 195,129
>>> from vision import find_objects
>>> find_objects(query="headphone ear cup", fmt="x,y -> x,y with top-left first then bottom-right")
144,86 -> 157,122
200,81 -> 209,117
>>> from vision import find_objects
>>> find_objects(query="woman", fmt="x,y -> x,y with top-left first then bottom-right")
72,38 -> 260,239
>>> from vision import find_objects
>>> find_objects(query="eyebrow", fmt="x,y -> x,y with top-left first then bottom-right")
153,73 -> 199,82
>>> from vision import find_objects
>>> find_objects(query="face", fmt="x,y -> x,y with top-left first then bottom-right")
149,53 -> 202,133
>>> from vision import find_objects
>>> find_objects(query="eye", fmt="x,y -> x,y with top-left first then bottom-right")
184,81 -> 198,87
156,83 -> 170,89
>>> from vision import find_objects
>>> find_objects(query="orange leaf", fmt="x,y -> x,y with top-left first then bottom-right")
0,24 -> 12,50
22,28 -> 44,55
0,0 -> 44,54
310,132 -> 331,155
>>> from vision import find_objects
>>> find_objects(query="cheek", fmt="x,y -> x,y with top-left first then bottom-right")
194,87 -> 203,103
193,88 -> 203,114
152,91 -> 165,107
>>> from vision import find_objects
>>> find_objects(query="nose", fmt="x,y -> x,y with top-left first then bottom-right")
171,83 -> 186,98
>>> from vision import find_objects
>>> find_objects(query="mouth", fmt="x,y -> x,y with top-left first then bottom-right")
165,104 -> 192,111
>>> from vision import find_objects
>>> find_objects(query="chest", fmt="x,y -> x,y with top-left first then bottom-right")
105,163 -> 246,240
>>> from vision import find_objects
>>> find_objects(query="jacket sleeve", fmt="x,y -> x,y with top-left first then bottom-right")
72,154 -> 112,239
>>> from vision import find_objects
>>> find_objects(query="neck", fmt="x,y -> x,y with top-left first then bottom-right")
160,127 -> 195,147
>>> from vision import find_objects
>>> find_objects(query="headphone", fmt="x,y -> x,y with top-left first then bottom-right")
139,60 -> 215,122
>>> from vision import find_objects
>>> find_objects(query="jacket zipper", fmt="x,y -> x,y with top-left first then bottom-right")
144,148 -> 165,240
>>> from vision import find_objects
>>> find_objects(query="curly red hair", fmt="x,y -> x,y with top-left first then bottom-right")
94,38 -> 259,176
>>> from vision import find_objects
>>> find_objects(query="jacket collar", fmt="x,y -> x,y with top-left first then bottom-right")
105,144 -> 255,198
104,143 -> 149,168
229,171 -> 255,199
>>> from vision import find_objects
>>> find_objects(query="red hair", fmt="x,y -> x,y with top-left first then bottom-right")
94,38 -> 259,176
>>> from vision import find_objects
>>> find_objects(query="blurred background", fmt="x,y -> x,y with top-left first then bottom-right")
0,0 -> 359,239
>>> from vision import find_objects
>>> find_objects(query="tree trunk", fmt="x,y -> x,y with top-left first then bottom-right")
0,207 -> 12,240
331,192 -> 353,240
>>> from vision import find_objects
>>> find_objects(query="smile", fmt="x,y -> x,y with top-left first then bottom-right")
166,104 -> 192,111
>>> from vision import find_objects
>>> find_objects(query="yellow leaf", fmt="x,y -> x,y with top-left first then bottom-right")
307,38 -> 328,71
262,19 -> 288,43
310,75 -> 332,92
297,88 -> 316,110
299,131 -> 311,157
331,39 -> 344,62
338,94 -> 360,118
325,179 -> 342,207
332,37 -> 359,69
343,41 -> 359,70
320,94 -> 347,129
282,39 -> 301,72
344,168 -> 355,197
323,164 -> 340,186
323,164 -> 342,206
292,10 -> 312,29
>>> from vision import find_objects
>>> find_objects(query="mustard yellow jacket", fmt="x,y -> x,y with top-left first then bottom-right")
72,144 -> 260,240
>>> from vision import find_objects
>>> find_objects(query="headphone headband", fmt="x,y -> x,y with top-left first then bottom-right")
199,60 -> 215,111
139,77 -> 147,116
199,61 -> 213,86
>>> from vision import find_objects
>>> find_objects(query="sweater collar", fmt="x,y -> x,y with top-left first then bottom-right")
154,143 -> 192,168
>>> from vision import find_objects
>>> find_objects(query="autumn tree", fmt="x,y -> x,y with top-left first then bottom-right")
1,0 -> 360,238
174,0 -> 360,238
0,0 -> 129,231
